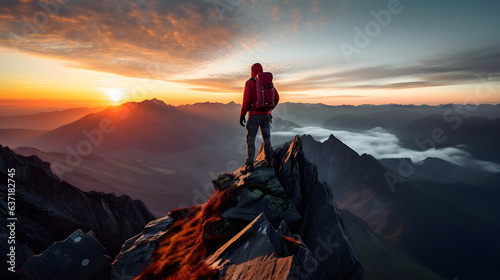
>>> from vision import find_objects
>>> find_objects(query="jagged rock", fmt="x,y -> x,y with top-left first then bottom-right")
0,145 -> 155,275
218,167 -> 301,226
274,136 -> 364,279
300,134 -> 399,234
113,135 -> 363,280
212,173 -> 235,191
20,229 -> 112,280
206,213 -> 325,280
111,206 -> 201,280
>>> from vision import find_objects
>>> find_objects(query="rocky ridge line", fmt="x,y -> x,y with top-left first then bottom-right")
112,136 -> 364,279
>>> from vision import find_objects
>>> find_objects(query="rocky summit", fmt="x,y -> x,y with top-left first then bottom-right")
112,136 -> 364,279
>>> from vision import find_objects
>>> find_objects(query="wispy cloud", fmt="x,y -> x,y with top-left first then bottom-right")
171,46 -> 500,94
336,48 -> 500,88
0,0 -> 337,80
169,73 -> 248,93
278,47 -> 500,92
273,126 -> 500,172
1,0 -> 254,78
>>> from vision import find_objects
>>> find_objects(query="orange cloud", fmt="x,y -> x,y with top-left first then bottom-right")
0,0 -> 253,79
0,0 -> 339,88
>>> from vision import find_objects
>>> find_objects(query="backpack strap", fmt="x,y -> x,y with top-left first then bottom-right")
249,77 -> 257,109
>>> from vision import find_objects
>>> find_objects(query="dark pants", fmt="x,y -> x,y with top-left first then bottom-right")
246,114 -> 272,164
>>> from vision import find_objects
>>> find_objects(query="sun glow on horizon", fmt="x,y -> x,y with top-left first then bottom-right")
101,88 -> 125,103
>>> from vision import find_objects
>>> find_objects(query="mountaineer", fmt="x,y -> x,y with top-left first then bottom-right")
239,63 -> 280,173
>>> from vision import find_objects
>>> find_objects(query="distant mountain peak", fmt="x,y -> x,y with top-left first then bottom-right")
118,98 -> 172,110
302,133 -> 360,159
324,133 -> 351,147
141,98 -> 169,106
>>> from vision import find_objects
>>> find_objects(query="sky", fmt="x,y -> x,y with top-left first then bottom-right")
1,0 -> 499,114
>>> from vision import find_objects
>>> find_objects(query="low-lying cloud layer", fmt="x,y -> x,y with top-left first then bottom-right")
273,126 -> 500,173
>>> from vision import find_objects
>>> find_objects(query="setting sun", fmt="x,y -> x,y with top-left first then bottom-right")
103,88 -> 124,103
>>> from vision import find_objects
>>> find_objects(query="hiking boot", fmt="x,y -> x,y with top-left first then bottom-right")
242,162 -> 254,174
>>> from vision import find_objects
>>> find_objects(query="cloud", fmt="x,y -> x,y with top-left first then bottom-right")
341,48 -> 500,86
204,46 -> 500,93
169,72 -> 248,93
298,47 -> 500,91
273,126 -> 500,172
0,0 -> 340,80
0,0 -> 258,78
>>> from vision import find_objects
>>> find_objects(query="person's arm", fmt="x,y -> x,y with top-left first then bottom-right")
240,80 -> 252,126
240,80 -> 252,117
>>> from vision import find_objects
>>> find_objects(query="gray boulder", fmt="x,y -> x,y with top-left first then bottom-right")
219,168 -> 301,226
20,229 -> 112,280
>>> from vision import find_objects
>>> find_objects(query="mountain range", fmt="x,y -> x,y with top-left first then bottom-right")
1,136 -> 368,279
13,146 -> 199,217
1,99 -> 499,279
0,107 -> 103,130
300,134 -> 500,279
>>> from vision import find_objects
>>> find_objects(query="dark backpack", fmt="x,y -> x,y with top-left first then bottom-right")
252,72 -> 276,111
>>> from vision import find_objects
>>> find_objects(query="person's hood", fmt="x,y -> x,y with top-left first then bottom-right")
251,63 -> 263,78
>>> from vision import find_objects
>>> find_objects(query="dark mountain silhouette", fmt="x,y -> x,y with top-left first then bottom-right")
420,103 -> 500,119
13,146 -> 199,217
111,136 -> 364,279
27,99 -> 237,154
380,157 -> 499,185
462,173 -> 500,191
0,107 -> 102,130
273,103 -> 500,127
301,134 -> 397,233
300,134 -> 500,279
272,117 -> 302,131
0,128 -> 48,149
272,103 -> 360,126
323,108 -> 425,131
0,145 -> 155,277
177,101 -> 240,125
398,114 -> 500,163
340,209 -> 441,280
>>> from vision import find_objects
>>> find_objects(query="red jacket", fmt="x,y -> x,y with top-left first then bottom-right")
240,63 -> 280,117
